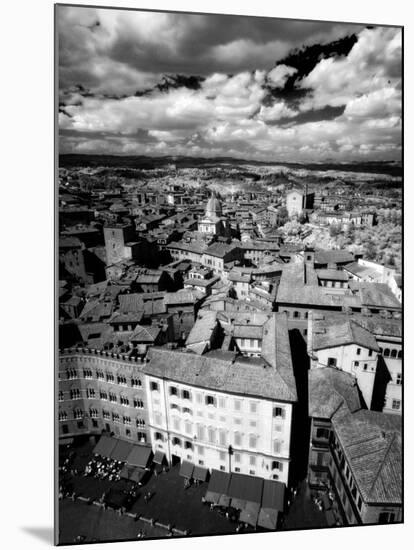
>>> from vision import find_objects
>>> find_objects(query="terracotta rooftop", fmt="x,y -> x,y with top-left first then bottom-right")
145,313 -> 297,402
312,318 -> 380,352
308,367 -> 361,419
332,408 -> 401,505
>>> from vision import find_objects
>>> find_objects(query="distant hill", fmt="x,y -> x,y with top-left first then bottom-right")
59,154 -> 402,178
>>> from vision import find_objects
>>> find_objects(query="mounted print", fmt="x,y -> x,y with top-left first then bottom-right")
56,3 -> 403,545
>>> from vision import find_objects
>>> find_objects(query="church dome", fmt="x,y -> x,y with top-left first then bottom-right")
205,192 -> 222,218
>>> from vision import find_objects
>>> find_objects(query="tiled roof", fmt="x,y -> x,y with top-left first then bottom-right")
308,367 -> 361,419
352,282 -> 401,309
145,313 -> 296,402
108,311 -> 144,324
186,310 -> 218,346
352,316 -> 402,339
316,269 -> 349,282
315,249 -> 355,265
164,290 -> 204,305
130,325 -> 161,343
118,293 -> 144,313
332,408 -> 401,505
203,242 -> 239,258
312,318 -> 380,352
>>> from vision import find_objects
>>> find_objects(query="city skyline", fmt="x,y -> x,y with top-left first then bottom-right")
58,7 -> 402,162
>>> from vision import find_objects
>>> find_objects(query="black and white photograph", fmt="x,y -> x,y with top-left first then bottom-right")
55,3 -> 403,546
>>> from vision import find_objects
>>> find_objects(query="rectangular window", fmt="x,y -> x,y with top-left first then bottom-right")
273,440 -> 282,454
208,427 -> 216,444
234,432 -> 242,446
169,386 -> 178,396
150,381 -> 159,392
249,435 -> 257,449
182,390 -> 191,400
70,389 -> 81,400
197,424 -> 205,441
130,377 -> 141,388
133,399 -> 144,409
195,392 -> 202,404
396,373 -> 402,385
273,407 -> 284,418
96,370 -> 104,380
219,430 -> 227,446
392,399 -> 401,410
316,428 -> 330,439
249,455 -> 256,466
205,395 -> 216,406
368,349 -> 373,357
198,446 -> 204,456
327,357 -> 337,367
234,453 -> 241,463
356,348 -> 361,355
234,399 -> 242,411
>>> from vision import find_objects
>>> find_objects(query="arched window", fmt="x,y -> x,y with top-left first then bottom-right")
397,350 -> 402,359
384,348 -> 390,357
390,349 -> 397,358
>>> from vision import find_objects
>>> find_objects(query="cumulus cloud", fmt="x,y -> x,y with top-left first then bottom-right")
57,6 -> 402,162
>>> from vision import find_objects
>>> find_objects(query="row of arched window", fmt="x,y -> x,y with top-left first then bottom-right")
379,347 -> 402,359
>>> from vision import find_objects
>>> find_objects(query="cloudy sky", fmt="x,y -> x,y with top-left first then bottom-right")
57,6 -> 402,162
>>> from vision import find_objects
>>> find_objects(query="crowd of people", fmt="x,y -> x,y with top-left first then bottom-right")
84,456 -> 123,482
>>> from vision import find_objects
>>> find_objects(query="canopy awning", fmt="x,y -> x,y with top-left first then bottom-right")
130,467 -> 147,484
261,480 -> 285,512
206,469 -> 231,495
239,501 -> 260,527
193,465 -> 209,482
228,473 -> 264,504
258,508 -> 278,530
230,497 -> 246,511
120,464 -> 135,480
204,491 -> 221,504
218,494 -> 231,507
179,460 -> 194,478
126,445 -> 152,468
92,435 -> 117,458
110,439 -> 133,462
153,450 -> 166,465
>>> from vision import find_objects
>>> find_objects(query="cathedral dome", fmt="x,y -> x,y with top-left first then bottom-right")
205,192 -> 222,218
